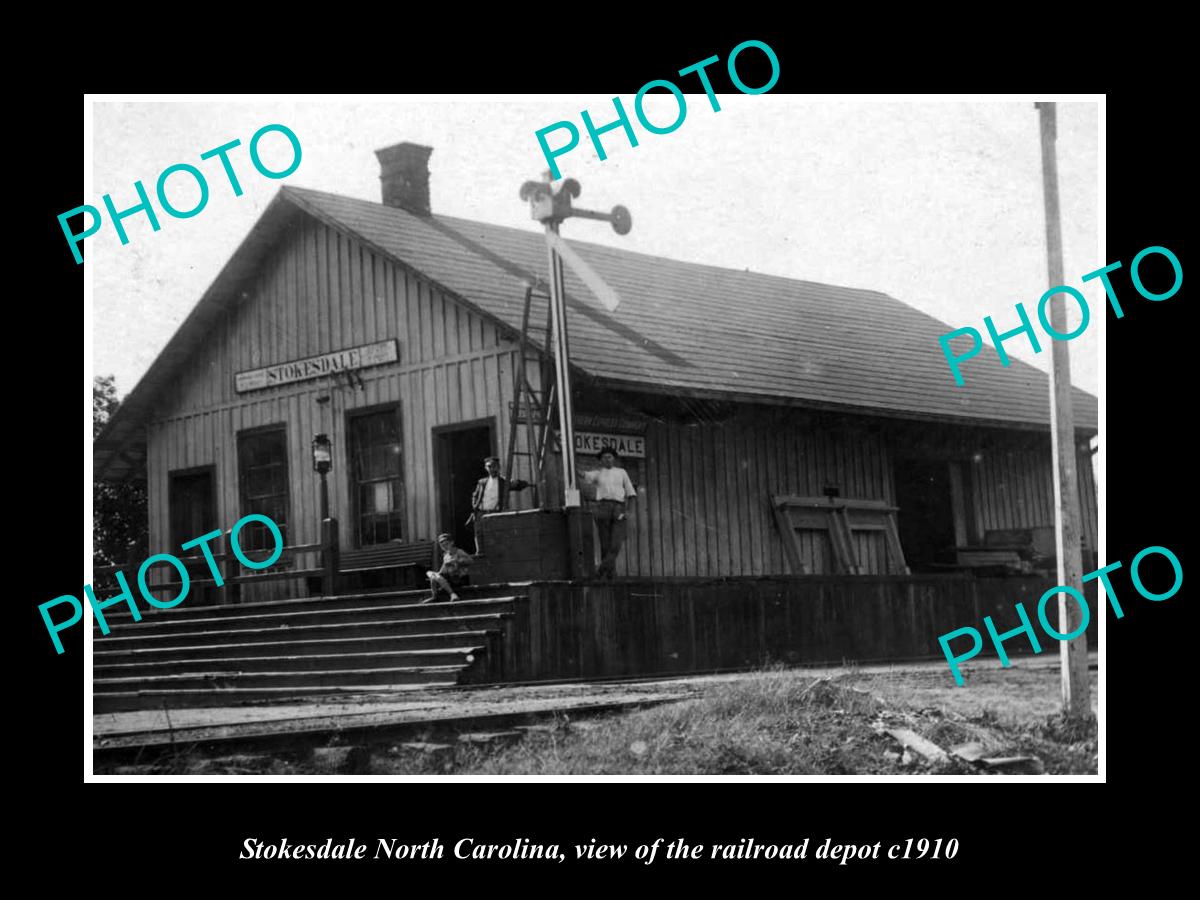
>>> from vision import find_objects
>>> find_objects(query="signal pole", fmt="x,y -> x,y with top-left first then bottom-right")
519,176 -> 632,509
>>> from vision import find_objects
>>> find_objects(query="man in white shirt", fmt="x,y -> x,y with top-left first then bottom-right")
580,446 -> 637,579
479,461 -> 501,512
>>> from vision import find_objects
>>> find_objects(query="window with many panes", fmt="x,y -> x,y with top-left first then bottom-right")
349,407 -> 405,545
237,426 -> 291,557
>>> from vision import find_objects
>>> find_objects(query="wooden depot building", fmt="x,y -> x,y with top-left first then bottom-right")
91,142 -> 1100,707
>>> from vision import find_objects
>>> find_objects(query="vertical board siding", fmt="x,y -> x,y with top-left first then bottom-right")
606,413 -> 894,579
146,225 -> 525,602
973,448 -> 1098,552
508,576 -> 1099,681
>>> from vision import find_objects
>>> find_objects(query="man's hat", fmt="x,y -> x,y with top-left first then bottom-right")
483,456 -> 500,465
597,445 -> 620,462
437,533 -> 453,542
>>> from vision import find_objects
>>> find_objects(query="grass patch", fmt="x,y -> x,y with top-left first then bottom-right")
357,671 -> 896,776
367,666 -> 1096,775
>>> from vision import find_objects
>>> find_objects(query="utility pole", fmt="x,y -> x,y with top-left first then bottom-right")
1036,101 -> 1090,719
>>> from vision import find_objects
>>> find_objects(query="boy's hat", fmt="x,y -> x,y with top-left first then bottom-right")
437,533 -> 453,542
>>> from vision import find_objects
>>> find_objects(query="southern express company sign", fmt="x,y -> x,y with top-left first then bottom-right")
235,340 -> 399,393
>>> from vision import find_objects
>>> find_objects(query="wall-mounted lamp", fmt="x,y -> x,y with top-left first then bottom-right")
312,433 -> 332,520
312,433 -> 333,474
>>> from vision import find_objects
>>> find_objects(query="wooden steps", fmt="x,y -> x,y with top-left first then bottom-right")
96,663 -> 470,691
94,683 -> 459,713
92,587 -> 524,712
91,585 -> 522,628
94,598 -> 517,637
95,630 -> 497,660
95,647 -> 486,678
95,614 -> 511,651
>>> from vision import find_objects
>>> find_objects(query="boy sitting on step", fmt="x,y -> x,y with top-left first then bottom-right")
424,533 -> 472,603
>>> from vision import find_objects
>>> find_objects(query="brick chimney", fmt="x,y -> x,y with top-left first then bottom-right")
375,142 -> 433,216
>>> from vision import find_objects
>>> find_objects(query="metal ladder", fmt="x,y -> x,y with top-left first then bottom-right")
504,284 -> 559,508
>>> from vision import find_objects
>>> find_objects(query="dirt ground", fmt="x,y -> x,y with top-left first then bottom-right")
95,657 -> 1100,776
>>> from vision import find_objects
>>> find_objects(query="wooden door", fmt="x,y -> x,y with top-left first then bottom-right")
169,467 -> 217,604
435,421 -> 495,552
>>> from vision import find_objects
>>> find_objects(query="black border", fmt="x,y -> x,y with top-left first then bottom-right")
26,22 -> 1192,887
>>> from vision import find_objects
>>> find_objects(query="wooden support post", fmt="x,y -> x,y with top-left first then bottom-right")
222,530 -> 241,605
565,506 -> 595,579
1037,101 -> 1090,719
948,462 -> 969,547
322,517 -> 340,597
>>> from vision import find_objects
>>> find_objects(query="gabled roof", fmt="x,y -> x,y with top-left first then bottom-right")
94,185 -> 1098,480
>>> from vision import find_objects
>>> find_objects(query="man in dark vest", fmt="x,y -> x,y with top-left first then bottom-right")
467,456 -> 528,554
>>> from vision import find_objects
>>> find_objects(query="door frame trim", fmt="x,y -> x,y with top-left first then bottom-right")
167,464 -> 218,547
431,417 -> 497,540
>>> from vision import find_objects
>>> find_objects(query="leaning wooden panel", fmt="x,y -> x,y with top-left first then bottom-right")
771,504 -> 805,575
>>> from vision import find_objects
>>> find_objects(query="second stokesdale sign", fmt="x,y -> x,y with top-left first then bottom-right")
574,431 -> 646,458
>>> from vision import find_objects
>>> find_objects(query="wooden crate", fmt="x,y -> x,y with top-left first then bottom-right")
479,509 -> 594,581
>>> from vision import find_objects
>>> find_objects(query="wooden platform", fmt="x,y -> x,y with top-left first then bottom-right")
92,573 -> 1098,711
493,575 -> 1099,682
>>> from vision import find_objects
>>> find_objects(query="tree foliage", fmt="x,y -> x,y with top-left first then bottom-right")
93,375 -> 148,569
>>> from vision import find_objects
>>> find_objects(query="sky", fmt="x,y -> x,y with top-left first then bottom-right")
89,97 -> 1100,402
